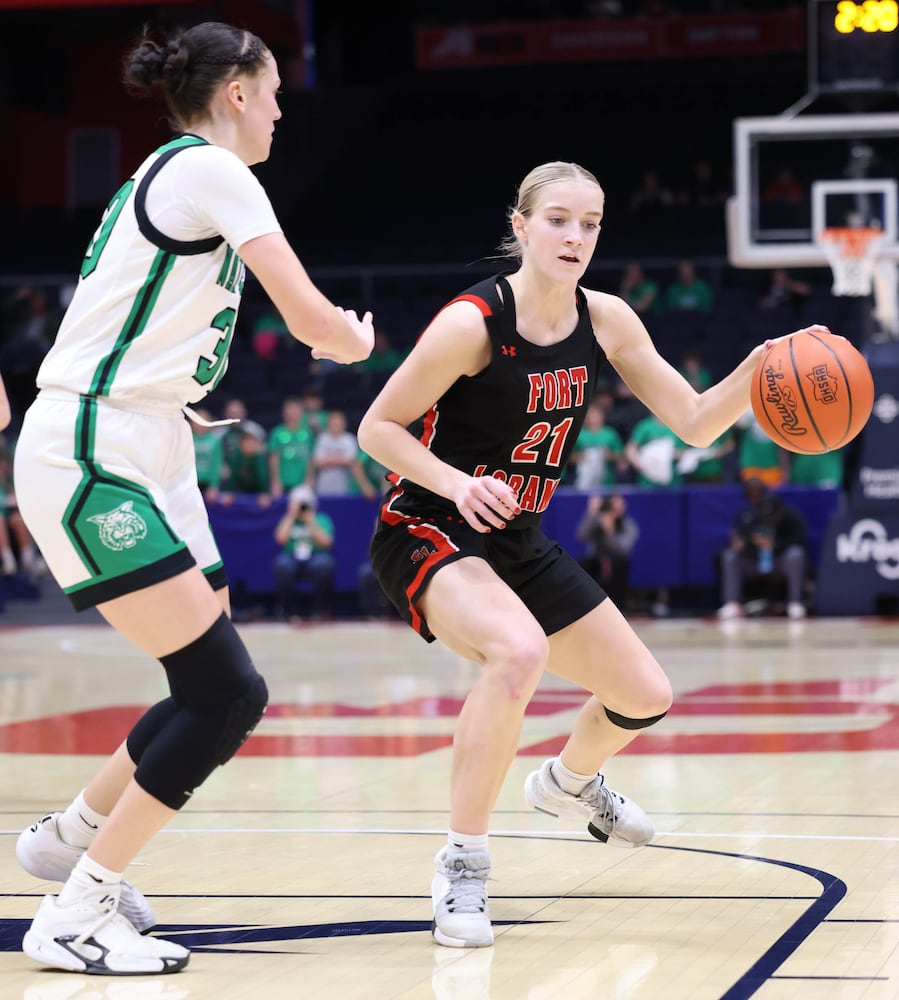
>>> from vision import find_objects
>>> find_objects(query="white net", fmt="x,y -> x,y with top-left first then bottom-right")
818,227 -> 886,297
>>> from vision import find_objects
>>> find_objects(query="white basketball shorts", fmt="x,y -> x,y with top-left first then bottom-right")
13,391 -> 226,610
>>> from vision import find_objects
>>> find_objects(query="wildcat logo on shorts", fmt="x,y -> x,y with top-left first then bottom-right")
86,500 -> 149,551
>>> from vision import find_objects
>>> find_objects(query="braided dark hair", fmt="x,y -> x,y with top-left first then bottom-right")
123,22 -> 269,129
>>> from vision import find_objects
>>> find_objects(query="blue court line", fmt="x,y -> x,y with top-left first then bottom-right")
652,844 -> 848,1000
770,976 -> 888,981
0,840 -> 852,999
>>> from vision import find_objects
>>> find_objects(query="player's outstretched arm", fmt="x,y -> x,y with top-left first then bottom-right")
593,290 -> 831,447
239,232 -> 374,365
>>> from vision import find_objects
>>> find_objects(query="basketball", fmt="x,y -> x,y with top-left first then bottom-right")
750,330 -> 875,454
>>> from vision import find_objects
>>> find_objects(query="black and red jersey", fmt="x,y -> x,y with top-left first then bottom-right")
390,272 -> 608,530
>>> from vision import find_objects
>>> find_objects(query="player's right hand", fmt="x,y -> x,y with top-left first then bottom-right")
310,307 -> 375,365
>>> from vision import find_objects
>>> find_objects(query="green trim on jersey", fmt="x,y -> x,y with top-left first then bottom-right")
89,249 -> 176,396
157,134 -> 210,155
85,135 -> 210,398
62,396 -> 186,582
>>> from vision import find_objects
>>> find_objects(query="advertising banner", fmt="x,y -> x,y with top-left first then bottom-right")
850,342 -> 899,512
816,513 -> 899,615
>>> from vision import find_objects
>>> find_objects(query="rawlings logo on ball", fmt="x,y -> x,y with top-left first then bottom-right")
806,364 -> 838,405
751,329 -> 873,454
762,365 -> 807,438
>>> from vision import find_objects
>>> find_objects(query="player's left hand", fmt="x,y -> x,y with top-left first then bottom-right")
453,475 -> 522,533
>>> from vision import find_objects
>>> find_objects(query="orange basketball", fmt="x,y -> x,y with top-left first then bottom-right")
750,330 -> 875,454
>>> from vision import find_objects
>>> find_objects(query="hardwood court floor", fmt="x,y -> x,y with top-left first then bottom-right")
2,615 -> 899,999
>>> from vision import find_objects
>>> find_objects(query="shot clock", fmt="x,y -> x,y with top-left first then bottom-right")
810,0 -> 899,94
834,0 -> 899,33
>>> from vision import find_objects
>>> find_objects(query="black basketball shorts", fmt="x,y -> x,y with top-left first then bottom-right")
369,497 -> 607,643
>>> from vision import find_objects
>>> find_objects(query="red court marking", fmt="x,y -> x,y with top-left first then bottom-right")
2,681 -> 898,756
687,679 -> 893,697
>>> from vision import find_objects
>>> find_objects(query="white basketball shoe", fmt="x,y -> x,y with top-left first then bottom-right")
431,847 -> 494,949
524,758 -> 654,847
17,813 -> 157,933
23,891 -> 188,975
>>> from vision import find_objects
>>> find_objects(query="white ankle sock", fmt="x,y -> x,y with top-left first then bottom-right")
57,854 -> 123,907
447,829 -> 488,854
57,790 -> 106,849
550,757 -> 595,796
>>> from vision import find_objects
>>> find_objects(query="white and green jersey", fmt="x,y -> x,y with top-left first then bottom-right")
36,134 -> 281,409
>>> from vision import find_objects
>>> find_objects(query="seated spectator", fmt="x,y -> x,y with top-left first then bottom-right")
313,409 -> 378,498
606,379 -> 647,444
219,425 -> 271,507
619,262 -> 660,317
189,407 -> 224,502
356,330 -> 404,378
217,397 -> 267,469
662,259 -> 714,315
359,448 -> 391,498
789,448 -> 844,490
678,429 -> 735,484
627,169 -> 675,222
268,396 -> 316,500
273,484 -> 336,621
736,409 -> 789,487
761,166 -> 804,205
717,478 -> 809,621
300,385 -> 328,438
251,305 -> 289,362
569,400 -> 626,489
576,493 -> 639,610
625,412 -> 685,489
679,158 -> 727,208
678,347 -> 712,392
759,268 -> 812,318
760,167 -> 807,230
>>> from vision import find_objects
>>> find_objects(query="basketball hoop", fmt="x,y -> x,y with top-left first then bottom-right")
817,227 -> 886,297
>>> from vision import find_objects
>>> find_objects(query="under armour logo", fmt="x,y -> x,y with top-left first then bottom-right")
411,545 -> 433,563
501,345 -> 517,357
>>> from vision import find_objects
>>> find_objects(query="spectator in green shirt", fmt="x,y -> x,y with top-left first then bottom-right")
189,407 -> 224,501
268,396 -> 315,500
618,262 -> 660,318
251,305 -> 289,362
300,385 -> 328,438
736,409 -> 789,488
220,425 -> 271,507
570,400 -> 626,489
218,397 -> 266,470
625,413 -> 685,488
790,449 -> 844,489
358,449 -> 390,498
356,330 -> 404,376
273,484 -> 336,620
662,259 -> 714,315
679,429 -> 735,484
678,348 -> 712,392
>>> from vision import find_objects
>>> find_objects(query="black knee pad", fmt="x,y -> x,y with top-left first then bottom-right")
604,705 -> 668,730
162,612 -> 269,765
127,697 -> 178,764
134,613 -> 268,809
